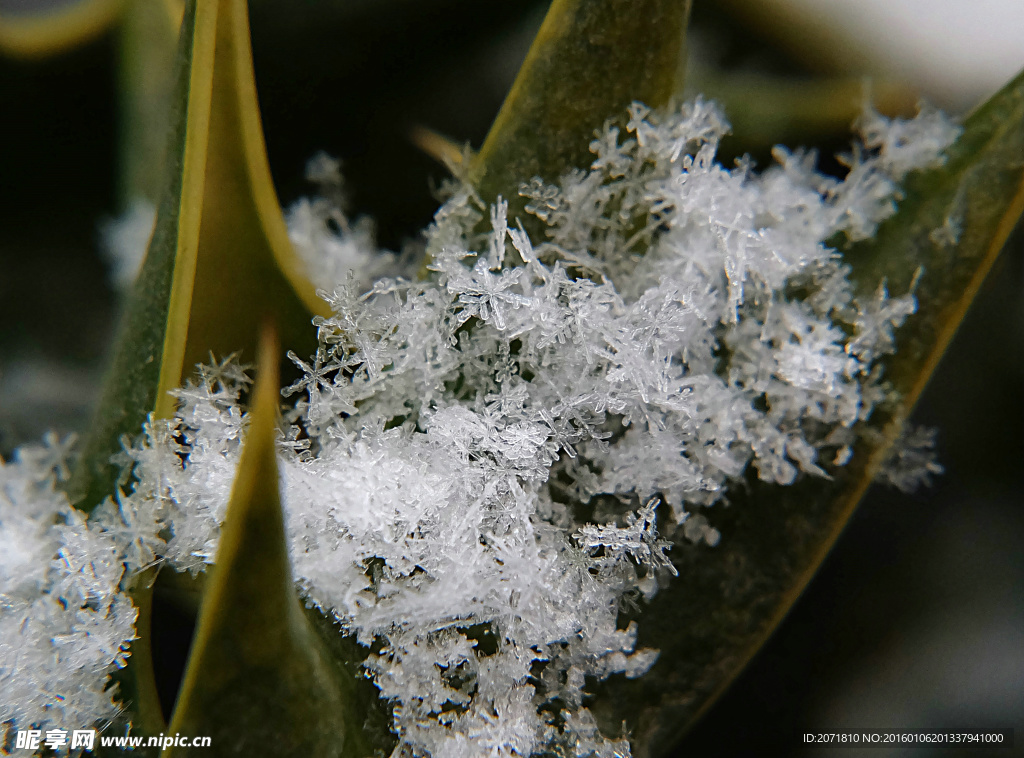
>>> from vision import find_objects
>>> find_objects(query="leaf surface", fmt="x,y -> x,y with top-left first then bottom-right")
590,68 -> 1024,757
117,0 -> 183,204
470,0 -> 691,222
65,0 -> 326,742
162,329 -> 372,757
67,0 -> 325,513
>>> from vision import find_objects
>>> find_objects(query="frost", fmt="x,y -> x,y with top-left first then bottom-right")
831,103 -> 959,241
574,499 -> 676,576
928,182 -> 968,248
680,513 -> 721,548
857,104 -> 961,179
0,99 -> 959,755
877,425 -> 944,493
0,440 -> 137,742
286,152 -> 402,291
99,198 -> 156,292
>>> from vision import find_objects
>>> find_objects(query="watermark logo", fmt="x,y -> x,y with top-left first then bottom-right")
14,729 -> 94,751
13,729 -> 210,751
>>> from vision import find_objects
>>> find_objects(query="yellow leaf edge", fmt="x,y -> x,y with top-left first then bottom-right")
154,0 -> 327,419
162,326 -> 284,746
118,567 -> 167,737
150,0 -> 216,418
162,328 -> 362,758
221,0 -> 327,319
62,0 -> 327,737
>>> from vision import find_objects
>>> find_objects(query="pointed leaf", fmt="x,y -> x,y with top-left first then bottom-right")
470,0 -> 691,220
846,68 -> 1024,405
66,0 -> 326,512
68,0 -> 326,740
589,68 -> 1024,757
151,552 -> 395,755
0,0 -> 121,59
163,329 -> 360,757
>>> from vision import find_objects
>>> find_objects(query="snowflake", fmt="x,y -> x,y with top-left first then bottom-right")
0,97 -> 960,756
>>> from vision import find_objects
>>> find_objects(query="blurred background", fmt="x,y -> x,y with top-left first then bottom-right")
1,0 -> 1020,755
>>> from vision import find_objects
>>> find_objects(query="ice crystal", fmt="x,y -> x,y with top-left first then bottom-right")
877,425 -> 944,493
98,198 -> 156,292
0,437 -> 136,739
0,98 -> 959,756
286,153 -> 402,291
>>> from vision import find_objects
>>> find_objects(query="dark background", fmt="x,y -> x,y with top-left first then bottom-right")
1,2 -> 1020,755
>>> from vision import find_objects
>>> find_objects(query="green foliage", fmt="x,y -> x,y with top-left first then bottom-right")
471,0 -> 690,220
66,0 -> 323,514
65,1 -> 326,747
849,68 -> 1024,405
162,330 -> 384,757
116,0 -> 181,205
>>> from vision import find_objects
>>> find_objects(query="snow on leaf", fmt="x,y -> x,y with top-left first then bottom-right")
1,97 -> 961,755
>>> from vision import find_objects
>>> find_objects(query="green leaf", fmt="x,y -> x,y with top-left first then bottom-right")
588,69 -> 1024,757
470,0 -> 691,221
116,0 -> 183,204
846,70 -> 1024,405
412,0 -> 690,279
66,0 -> 325,513
148,555 -> 395,756
0,0 -> 122,59
65,0 -> 327,741
162,329 -> 369,757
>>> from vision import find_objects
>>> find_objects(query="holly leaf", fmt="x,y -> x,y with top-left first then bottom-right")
470,0 -> 691,222
66,0 -> 327,741
590,68 -> 1024,757
66,0 -> 325,513
163,328 -> 381,757
847,70 -> 1024,404
413,0 -> 689,276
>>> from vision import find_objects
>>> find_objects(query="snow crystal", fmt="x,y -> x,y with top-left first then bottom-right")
1,98 -> 960,755
877,424 -> 944,493
99,198 -> 156,292
286,152 -> 401,291
0,438 -> 136,741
